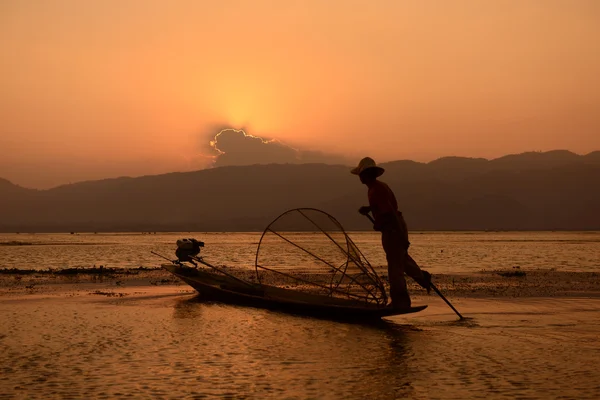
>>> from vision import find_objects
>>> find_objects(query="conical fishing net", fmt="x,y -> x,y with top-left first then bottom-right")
255,208 -> 387,306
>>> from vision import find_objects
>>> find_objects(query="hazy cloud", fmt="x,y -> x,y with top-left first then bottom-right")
205,129 -> 352,168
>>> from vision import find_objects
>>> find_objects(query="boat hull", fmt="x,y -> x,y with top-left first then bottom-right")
163,264 -> 427,320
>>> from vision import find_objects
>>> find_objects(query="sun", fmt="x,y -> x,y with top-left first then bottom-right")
211,76 -> 286,134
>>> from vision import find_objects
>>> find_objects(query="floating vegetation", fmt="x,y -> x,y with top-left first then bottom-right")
55,266 -> 113,275
497,270 -> 527,278
0,268 -> 38,275
89,290 -> 127,297
149,278 -> 178,286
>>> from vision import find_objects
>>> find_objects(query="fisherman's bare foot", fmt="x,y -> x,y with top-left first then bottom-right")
389,291 -> 411,308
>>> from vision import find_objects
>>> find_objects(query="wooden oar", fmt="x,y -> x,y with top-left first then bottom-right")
363,213 -> 464,320
429,281 -> 464,320
190,255 -> 258,289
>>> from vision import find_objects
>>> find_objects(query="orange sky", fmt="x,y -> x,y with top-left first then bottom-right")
1,0 -> 599,188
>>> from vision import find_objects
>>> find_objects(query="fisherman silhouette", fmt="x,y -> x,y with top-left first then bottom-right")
351,157 -> 431,308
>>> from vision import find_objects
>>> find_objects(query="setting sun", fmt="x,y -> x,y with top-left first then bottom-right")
0,0 -> 598,189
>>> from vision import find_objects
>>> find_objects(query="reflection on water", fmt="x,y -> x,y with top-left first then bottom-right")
169,296 -> 423,399
3,292 -> 599,399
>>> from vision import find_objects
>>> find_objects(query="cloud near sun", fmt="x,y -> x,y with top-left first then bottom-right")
205,129 -> 351,168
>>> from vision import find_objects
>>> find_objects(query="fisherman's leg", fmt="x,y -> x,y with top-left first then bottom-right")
382,231 -> 410,307
396,213 -> 431,292
405,254 -> 432,293
388,260 -> 410,307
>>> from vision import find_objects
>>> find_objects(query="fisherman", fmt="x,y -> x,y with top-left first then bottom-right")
351,157 -> 431,308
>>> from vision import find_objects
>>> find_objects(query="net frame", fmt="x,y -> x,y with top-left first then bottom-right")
255,208 -> 388,306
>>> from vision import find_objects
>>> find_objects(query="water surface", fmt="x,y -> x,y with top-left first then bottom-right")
1,293 -> 598,399
1,231 -> 599,273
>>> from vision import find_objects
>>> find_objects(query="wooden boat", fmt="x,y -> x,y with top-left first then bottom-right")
162,263 -> 427,320
157,209 -> 431,321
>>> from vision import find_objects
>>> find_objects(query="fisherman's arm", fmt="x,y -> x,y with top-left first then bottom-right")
358,205 -> 394,229
358,206 -> 371,215
367,184 -> 395,228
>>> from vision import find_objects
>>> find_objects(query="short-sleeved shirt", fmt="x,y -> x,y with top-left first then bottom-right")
367,180 -> 398,226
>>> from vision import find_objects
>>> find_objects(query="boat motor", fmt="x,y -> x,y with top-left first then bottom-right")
175,238 -> 204,264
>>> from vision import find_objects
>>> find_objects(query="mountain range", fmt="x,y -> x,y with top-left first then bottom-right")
1,150 -> 599,232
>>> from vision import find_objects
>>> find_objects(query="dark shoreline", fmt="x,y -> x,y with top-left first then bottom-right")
0,266 -> 161,275
1,266 -> 599,299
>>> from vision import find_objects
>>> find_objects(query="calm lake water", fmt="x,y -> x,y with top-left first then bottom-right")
1,293 -> 599,399
1,231 -> 599,273
2,231 -> 600,399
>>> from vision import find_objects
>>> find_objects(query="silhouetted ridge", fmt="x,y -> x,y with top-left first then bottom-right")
489,150 -> 583,171
0,178 -> 34,194
0,151 -> 598,231
428,156 -> 488,167
0,178 -> 18,188
584,151 -> 600,164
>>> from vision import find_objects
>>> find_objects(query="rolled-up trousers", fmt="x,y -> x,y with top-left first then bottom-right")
381,229 -> 426,303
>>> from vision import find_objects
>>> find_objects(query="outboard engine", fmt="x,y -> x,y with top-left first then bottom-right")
175,238 -> 204,264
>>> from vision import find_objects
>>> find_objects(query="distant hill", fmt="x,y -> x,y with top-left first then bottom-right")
584,151 -> 600,164
0,150 -> 599,231
0,178 -> 34,194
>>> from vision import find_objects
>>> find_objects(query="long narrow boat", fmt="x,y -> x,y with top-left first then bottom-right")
158,208 -> 429,321
162,263 -> 427,320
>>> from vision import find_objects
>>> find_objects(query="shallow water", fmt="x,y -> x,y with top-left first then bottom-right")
1,292 -> 599,399
2,231 -> 599,398
1,231 -> 599,273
